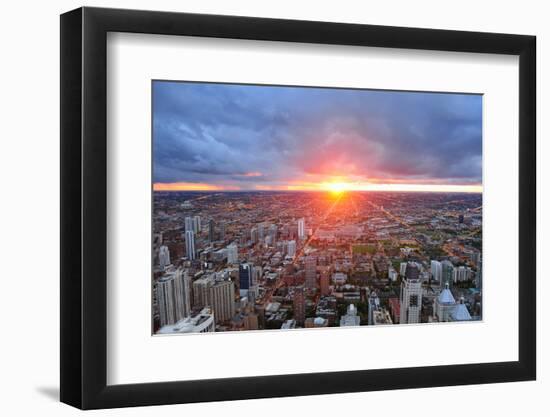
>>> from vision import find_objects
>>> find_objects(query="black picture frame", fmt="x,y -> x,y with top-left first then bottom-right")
60,6 -> 536,410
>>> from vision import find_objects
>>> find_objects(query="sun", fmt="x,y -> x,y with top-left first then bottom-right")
325,182 -> 352,194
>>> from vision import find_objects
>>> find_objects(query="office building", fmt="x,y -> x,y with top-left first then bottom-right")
158,245 -> 170,270
293,286 -> 306,325
192,274 -> 235,324
431,260 -> 442,283
305,255 -> 317,289
185,230 -> 195,260
226,243 -> 238,264
287,240 -> 296,258
298,218 -> 305,240
400,262 -> 423,324
156,268 -> 191,327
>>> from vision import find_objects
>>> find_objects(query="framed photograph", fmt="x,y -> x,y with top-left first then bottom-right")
60,7 -> 536,410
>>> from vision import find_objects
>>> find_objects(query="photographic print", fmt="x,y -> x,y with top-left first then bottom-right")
152,81 -> 482,335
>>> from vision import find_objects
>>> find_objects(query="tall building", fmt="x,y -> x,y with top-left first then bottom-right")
239,263 -> 252,295
156,268 -> 191,327
441,260 -> 455,287
193,215 -> 201,233
431,260 -> 442,283
476,260 -> 483,290
219,221 -> 226,240
250,227 -> 258,244
158,245 -> 170,270
367,291 -> 380,325
298,218 -> 305,240
185,230 -> 195,260
293,286 -> 306,325
287,240 -> 296,258
184,216 -> 194,233
305,255 -> 317,289
226,243 -> 238,264
268,224 -> 277,244
192,274 -> 235,324
209,219 -> 215,242
257,223 -> 265,242
399,262 -> 408,277
400,262 -> 423,324
320,269 -> 330,296
157,307 -> 215,334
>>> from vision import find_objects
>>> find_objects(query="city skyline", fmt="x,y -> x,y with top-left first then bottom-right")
153,82 -> 482,193
152,81 -> 482,335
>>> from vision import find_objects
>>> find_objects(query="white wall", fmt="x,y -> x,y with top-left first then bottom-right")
0,0 -> 546,415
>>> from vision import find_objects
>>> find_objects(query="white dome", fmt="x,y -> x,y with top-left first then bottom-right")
438,288 -> 456,305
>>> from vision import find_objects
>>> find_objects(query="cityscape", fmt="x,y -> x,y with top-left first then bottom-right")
152,81 -> 482,335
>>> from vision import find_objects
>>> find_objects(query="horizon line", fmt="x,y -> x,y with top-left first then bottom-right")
153,182 -> 483,194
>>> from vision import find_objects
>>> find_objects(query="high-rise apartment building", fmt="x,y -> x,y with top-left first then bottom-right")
298,218 -> 305,240
287,240 -> 296,258
185,230 -> 195,260
158,245 -> 170,270
293,286 -> 306,325
305,255 -> 317,289
400,262 -> 423,324
156,268 -> 191,327
431,260 -> 442,283
192,274 -> 235,324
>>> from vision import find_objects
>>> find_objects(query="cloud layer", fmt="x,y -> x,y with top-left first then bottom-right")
153,81 -> 482,189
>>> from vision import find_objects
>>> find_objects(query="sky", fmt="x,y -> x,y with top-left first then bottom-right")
153,81 -> 482,193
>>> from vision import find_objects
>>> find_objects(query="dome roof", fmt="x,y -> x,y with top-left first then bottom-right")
452,301 -> 472,321
438,287 -> 456,304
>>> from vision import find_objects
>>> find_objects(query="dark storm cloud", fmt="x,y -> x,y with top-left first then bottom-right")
153,81 -> 482,187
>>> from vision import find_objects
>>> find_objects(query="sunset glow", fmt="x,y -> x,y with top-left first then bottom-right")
153,181 -> 482,193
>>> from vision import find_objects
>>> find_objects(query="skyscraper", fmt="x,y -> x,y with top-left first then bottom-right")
305,255 -> 317,289
209,219 -> 215,242
298,218 -> 305,240
287,240 -> 296,258
226,243 -> 238,264
320,269 -> 330,296
184,216 -> 194,233
158,245 -> 170,270
441,260 -> 455,287
367,291 -> 380,325
193,215 -> 201,233
156,268 -> 191,327
239,263 -> 252,294
431,260 -> 442,283
185,230 -> 195,260
400,262 -> 423,324
293,286 -> 305,325
192,274 -> 235,324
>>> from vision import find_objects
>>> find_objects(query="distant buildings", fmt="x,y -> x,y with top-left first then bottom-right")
156,268 -> 191,327
298,218 -> 305,240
